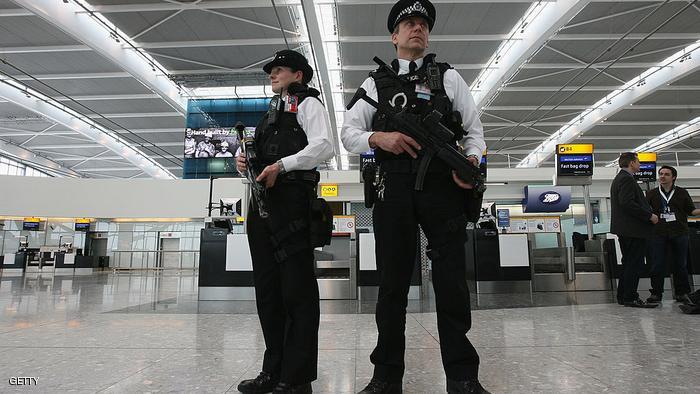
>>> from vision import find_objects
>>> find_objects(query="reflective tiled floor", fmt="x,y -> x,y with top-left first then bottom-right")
0,271 -> 698,393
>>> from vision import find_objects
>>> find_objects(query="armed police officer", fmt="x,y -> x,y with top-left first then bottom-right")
341,1 -> 488,393
235,49 -> 334,394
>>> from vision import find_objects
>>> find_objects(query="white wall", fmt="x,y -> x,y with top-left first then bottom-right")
0,176 -> 246,218
2,166 -> 699,218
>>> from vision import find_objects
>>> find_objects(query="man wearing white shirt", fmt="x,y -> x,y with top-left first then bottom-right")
236,49 -> 334,394
342,1 -> 488,393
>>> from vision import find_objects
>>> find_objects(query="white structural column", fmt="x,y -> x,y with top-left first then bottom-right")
300,0 -> 341,165
0,79 -> 176,179
471,0 -> 590,108
519,41 -> 700,167
14,0 -> 187,116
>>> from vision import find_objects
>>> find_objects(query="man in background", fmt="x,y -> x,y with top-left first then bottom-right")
610,152 -> 659,308
645,165 -> 700,305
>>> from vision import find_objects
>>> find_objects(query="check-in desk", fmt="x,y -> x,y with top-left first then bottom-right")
1,253 -> 26,276
356,229 -> 421,300
465,229 -> 531,293
198,227 -> 358,300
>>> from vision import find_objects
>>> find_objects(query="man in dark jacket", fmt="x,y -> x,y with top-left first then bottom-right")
610,152 -> 659,308
645,165 -> 700,305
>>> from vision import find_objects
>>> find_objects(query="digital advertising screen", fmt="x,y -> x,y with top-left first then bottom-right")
184,128 -> 239,159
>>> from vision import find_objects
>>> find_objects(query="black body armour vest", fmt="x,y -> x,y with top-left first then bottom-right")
370,54 -> 464,163
253,84 -> 322,170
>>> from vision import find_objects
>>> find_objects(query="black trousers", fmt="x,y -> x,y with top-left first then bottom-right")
649,233 -> 691,296
247,181 -> 320,384
617,236 -> 648,302
371,168 -> 479,383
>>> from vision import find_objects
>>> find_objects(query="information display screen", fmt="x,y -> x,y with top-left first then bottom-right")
23,221 -> 40,231
75,222 -> 90,231
556,144 -> 594,177
634,152 -> 657,182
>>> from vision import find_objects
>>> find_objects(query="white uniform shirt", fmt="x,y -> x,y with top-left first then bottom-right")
341,57 -> 486,161
238,94 -> 335,172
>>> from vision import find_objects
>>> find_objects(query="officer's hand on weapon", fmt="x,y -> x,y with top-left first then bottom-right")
257,163 -> 281,188
451,156 -> 479,190
369,131 -> 422,158
236,154 -> 247,173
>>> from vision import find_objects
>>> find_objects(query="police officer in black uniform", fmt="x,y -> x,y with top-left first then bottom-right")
236,50 -> 334,394
341,1 -> 488,393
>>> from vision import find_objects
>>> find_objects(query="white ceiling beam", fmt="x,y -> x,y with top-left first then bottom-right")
27,142 -> 185,149
77,166 -> 181,172
486,104 -> 700,111
0,45 -> 91,54
0,127 -> 182,137
560,3 -> 659,30
471,0 -> 591,108
6,31 -> 698,54
498,85 -> 700,92
0,78 -> 175,179
338,62 -> 656,72
1,0 -> 690,17
0,138 -> 82,177
0,93 -> 161,104
3,112 -> 180,121
13,0 -> 186,117
518,41 -> 700,167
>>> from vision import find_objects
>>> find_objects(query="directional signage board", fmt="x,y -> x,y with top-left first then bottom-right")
556,144 -> 594,177
634,152 -> 657,182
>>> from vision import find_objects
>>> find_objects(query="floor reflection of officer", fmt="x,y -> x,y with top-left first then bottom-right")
235,49 -> 334,394
195,133 -> 215,158
341,1 -> 488,393
184,130 -> 196,158
214,140 -> 234,157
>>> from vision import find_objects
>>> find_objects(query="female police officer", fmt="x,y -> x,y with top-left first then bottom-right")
236,49 -> 334,394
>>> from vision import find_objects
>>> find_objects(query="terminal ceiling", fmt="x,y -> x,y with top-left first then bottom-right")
0,0 -> 698,178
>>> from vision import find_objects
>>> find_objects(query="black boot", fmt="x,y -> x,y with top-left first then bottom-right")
446,378 -> 491,394
273,382 -> 312,393
237,371 -> 279,394
646,294 -> 662,304
357,379 -> 402,394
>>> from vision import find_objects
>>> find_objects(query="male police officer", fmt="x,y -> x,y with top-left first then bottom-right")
236,49 -> 334,394
341,1 -> 488,393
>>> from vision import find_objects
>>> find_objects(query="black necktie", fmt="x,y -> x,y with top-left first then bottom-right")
409,61 -> 417,73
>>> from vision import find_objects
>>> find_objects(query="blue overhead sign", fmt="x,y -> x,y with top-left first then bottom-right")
523,185 -> 572,213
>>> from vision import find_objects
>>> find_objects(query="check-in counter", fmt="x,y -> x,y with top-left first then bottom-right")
198,228 -> 255,300
198,227 -> 358,300
689,222 -> 700,285
465,229 -> 531,293
356,228 -> 421,300
1,253 -> 26,274
54,252 -> 76,275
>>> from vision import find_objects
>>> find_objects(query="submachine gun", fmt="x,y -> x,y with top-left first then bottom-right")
235,121 -> 270,218
345,65 -> 487,197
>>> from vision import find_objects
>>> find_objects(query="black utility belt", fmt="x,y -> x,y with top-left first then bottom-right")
279,170 -> 320,184
378,159 -> 449,174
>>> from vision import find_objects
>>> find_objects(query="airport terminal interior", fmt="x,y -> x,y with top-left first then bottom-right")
1,0 -> 700,392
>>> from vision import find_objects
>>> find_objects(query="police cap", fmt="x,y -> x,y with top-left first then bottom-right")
263,49 -> 314,85
387,0 -> 435,33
